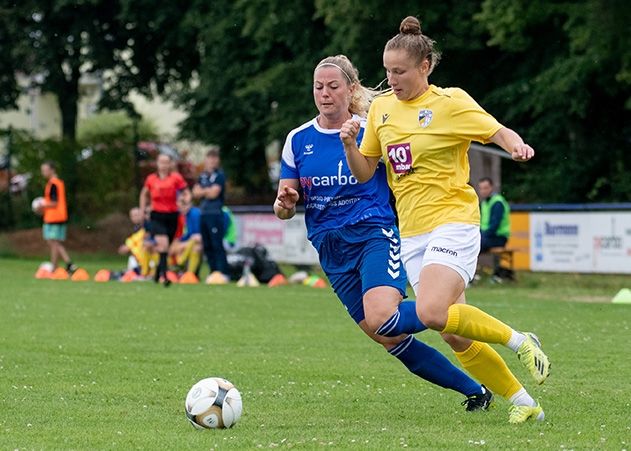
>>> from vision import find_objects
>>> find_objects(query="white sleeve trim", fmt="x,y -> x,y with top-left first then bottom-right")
281,118 -> 316,169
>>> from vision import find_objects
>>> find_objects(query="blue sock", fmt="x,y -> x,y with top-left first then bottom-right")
389,335 -> 482,396
376,301 -> 426,337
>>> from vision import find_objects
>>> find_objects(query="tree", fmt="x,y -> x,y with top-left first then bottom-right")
0,0 -> 199,141
317,0 -> 631,202
177,0 -> 330,194
474,0 -> 631,202
0,4 -> 20,110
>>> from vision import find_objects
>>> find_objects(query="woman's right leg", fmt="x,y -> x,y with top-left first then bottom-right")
199,214 -> 214,272
153,234 -> 169,282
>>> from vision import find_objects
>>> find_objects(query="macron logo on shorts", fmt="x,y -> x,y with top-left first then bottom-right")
382,228 -> 401,279
431,246 -> 458,257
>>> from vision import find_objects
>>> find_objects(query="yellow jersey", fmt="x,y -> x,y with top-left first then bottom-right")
360,85 -> 503,237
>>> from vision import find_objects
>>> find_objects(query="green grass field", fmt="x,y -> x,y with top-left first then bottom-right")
1,257 -> 630,449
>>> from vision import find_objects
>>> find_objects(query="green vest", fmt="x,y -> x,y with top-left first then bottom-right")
222,206 -> 237,246
480,193 -> 511,237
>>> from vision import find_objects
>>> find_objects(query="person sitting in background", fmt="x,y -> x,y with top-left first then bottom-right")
478,177 -> 511,252
169,193 -> 202,276
118,207 -> 157,277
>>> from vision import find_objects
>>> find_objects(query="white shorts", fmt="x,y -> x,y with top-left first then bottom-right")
401,223 -> 480,294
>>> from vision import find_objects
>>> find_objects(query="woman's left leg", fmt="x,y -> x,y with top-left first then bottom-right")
404,225 -> 550,386
361,286 -> 490,407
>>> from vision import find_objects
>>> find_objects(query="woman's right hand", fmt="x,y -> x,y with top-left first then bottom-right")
340,119 -> 360,146
276,185 -> 299,211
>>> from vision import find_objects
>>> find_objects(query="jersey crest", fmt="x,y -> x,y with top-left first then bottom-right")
418,109 -> 433,128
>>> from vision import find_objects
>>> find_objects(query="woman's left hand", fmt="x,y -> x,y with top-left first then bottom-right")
511,143 -> 535,161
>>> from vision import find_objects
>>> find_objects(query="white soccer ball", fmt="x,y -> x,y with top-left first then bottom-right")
39,262 -> 54,273
185,377 -> 242,429
31,196 -> 45,214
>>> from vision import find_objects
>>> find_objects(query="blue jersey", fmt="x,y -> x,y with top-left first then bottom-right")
198,169 -> 225,213
180,206 -> 201,242
280,116 -> 395,243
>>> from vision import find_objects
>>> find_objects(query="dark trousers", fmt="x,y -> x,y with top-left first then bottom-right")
480,234 -> 507,253
480,234 -> 509,277
200,212 -> 228,274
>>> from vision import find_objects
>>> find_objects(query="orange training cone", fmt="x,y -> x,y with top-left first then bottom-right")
206,271 -> 229,285
166,270 -> 179,284
94,269 -> 111,282
303,274 -> 326,288
51,267 -> 69,280
120,270 -> 138,282
71,268 -> 90,281
179,272 -> 199,284
35,268 -> 53,279
267,273 -> 288,287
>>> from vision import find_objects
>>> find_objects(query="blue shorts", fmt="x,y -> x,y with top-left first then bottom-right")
43,223 -> 67,241
312,222 -> 408,324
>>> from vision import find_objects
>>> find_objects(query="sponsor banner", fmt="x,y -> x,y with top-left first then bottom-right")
509,212 -> 530,270
235,213 -> 319,265
529,212 -> 631,273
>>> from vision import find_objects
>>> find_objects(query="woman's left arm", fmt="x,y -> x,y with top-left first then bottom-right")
489,127 -> 535,162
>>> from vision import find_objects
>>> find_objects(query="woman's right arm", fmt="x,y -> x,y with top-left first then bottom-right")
139,186 -> 149,214
340,119 -> 380,183
274,179 -> 300,220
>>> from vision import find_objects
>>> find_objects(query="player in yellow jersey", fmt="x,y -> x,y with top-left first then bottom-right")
342,16 -> 549,424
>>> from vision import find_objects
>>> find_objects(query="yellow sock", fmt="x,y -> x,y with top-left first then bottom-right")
176,241 -> 195,267
454,341 -> 522,399
187,251 -> 201,274
138,253 -> 149,276
149,253 -> 159,276
442,304 -> 513,345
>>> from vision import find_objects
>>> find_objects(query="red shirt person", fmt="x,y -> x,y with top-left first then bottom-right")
139,153 -> 189,285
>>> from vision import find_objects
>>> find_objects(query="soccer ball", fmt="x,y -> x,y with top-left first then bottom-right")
39,261 -> 54,273
31,197 -> 45,214
185,377 -> 242,429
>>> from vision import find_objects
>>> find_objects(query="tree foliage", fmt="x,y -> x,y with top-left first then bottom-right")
0,0 -> 198,140
474,0 -> 631,201
1,0 -> 629,202
176,0 -> 330,193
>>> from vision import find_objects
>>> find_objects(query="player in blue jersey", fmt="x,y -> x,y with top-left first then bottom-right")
273,55 -> 492,411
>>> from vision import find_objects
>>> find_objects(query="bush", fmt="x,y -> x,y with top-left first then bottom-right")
1,111 -> 158,230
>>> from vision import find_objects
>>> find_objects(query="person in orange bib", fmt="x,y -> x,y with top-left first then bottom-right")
40,161 -> 77,273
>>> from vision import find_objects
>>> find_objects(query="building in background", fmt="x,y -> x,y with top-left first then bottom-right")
0,73 -> 187,143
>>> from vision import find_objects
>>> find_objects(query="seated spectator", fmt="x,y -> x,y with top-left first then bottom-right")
478,177 -> 511,252
118,207 -> 158,277
169,195 -> 202,276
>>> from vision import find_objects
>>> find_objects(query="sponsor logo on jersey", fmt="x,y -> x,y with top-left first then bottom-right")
299,160 -> 358,188
386,143 -> 413,175
418,109 -> 433,128
430,246 -> 458,257
382,113 -> 390,124
304,144 -> 314,155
